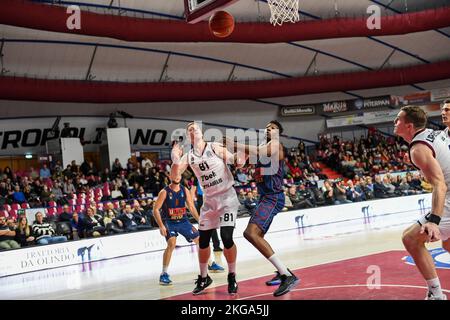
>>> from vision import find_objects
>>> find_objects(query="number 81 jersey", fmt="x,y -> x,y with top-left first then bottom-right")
188,142 -> 235,196
410,127 -> 450,192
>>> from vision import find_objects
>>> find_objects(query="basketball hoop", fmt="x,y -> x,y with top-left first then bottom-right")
267,0 -> 300,26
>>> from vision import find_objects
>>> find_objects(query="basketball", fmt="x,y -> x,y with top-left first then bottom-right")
209,11 -> 235,38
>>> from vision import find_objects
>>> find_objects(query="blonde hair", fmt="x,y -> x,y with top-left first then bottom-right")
18,215 -> 30,237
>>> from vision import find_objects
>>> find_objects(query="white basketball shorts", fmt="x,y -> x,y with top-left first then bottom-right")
417,196 -> 450,241
198,187 -> 240,230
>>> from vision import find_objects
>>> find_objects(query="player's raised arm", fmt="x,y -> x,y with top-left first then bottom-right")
212,142 -> 247,168
153,189 -> 168,237
226,120 -> 283,159
184,186 -> 200,222
410,143 -> 447,241
227,138 -> 279,158
170,141 -> 189,180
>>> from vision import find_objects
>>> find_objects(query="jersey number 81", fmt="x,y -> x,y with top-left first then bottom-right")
199,162 -> 210,171
221,213 -> 233,222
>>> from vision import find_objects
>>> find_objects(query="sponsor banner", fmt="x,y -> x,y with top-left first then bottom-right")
363,109 -> 399,124
392,91 -> 431,106
321,100 -> 349,113
350,95 -> 391,111
0,194 -> 430,277
321,95 -> 392,114
0,228 -> 170,277
0,117 -> 177,155
326,109 -> 398,128
326,114 -> 365,128
431,87 -> 450,102
368,104 -> 440,119
280,105 -> 316,116
419,103 -> 443,117
403,91 -> 431,105
0,117 -> 303,155
327,105 -> 442,128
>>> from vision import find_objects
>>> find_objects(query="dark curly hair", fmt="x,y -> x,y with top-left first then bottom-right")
268,120 -> 284,134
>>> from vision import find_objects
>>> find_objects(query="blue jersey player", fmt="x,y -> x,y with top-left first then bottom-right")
153,174 -> 201,285
234,120 -> 299,297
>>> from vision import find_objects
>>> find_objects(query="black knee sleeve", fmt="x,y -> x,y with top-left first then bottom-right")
199,229 -> 214,249
220,226 -> 235,249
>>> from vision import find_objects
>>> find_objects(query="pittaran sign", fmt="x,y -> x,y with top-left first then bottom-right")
352,96 -> 391,110
322,95 -> 391,114
281,105 -> 316,116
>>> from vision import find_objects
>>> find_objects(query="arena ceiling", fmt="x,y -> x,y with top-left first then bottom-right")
0,0 -> 449,111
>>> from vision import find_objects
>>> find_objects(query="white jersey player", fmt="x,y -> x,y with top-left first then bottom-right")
171,122 -> 244,296
410,127 -> 450,240
187,142 -> 239,230
394,103 -> 450,300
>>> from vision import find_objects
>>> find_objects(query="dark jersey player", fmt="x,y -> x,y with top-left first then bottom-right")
233,120 -> 299,297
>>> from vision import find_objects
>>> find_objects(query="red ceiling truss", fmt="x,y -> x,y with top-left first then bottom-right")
1,61 -> 449,103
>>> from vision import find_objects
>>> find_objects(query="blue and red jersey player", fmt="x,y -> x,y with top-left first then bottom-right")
252,154 -> 285,234
234,120 -> 299,297
153,174 -> 200,285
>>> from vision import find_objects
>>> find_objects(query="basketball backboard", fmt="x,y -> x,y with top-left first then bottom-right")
184,0 -> 239,23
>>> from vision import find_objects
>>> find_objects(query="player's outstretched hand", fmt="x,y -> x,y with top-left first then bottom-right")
171,141 -> 183,164
420,222 -> 441,242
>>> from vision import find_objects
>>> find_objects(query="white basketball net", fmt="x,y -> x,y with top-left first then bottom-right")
267,0 -> 300,26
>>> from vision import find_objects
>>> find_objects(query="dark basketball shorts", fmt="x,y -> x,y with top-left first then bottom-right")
249,192 -> 285,234
165,219 -> 199,242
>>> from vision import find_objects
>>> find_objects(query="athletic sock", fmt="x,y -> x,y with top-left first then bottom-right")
268,254 -> 290,276
162,266 -> 168,274
427,278 -> 443,297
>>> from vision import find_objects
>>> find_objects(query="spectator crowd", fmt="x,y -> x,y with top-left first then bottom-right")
0,130 -> 432,250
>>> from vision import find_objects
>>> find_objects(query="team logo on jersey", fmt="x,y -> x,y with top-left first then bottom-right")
206,151 -> 212,157
403,248 -> 450,269
425,130 -> 441,143
168,193 -> 173,200
190,156 -> 195,164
